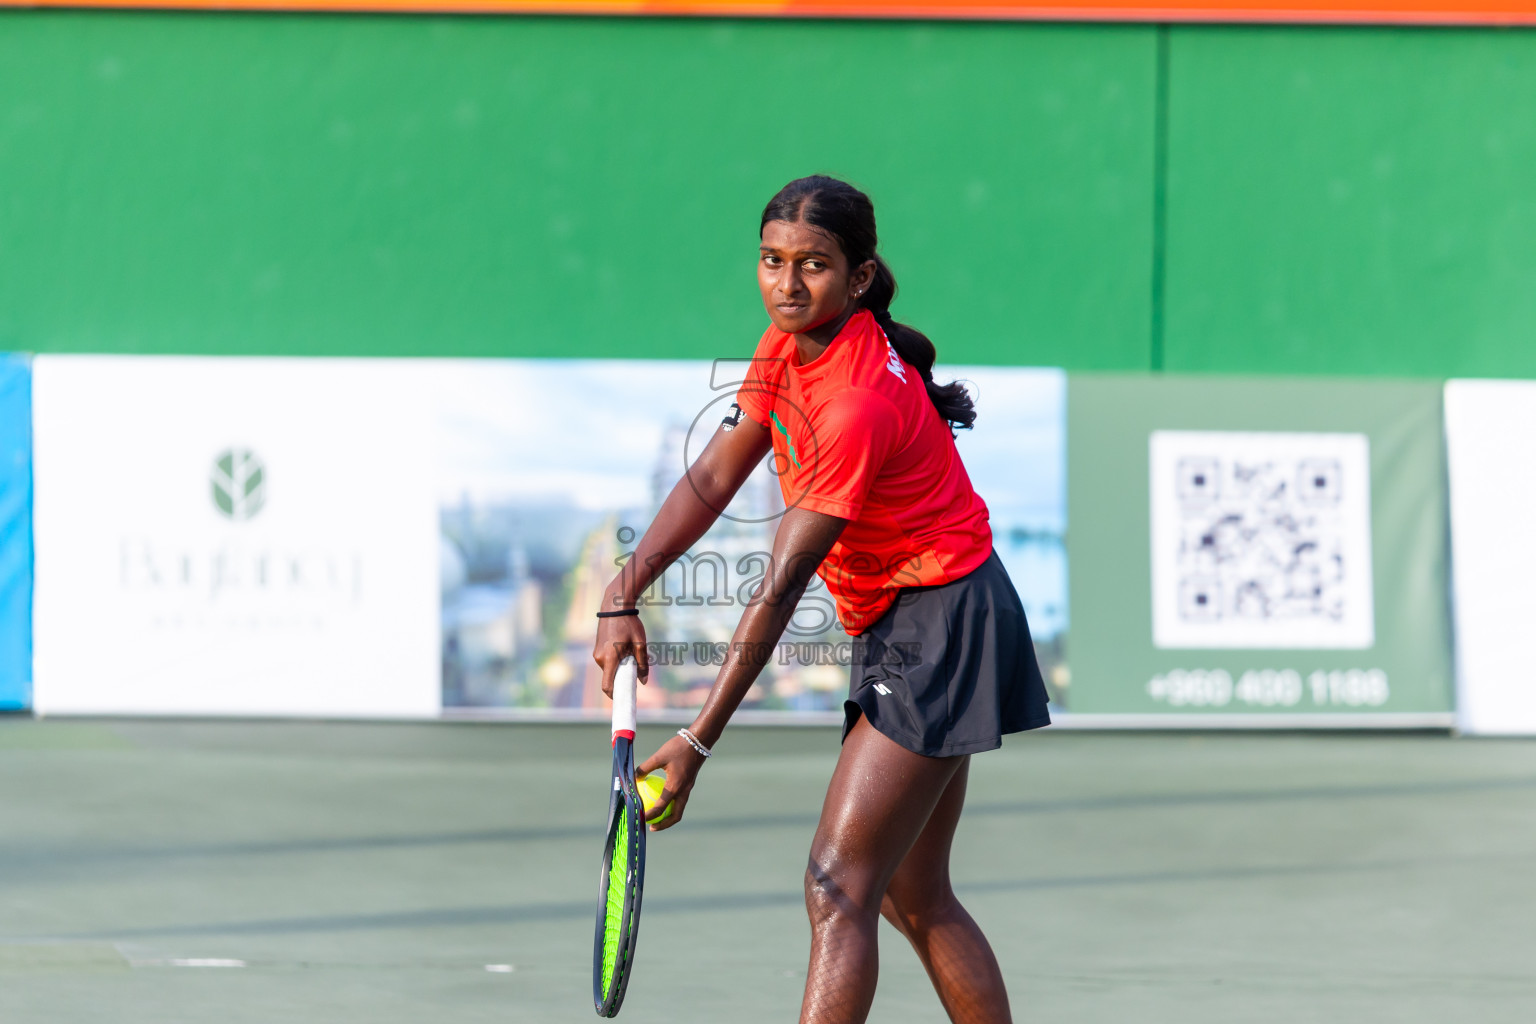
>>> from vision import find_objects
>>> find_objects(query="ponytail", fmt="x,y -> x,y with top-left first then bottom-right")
861,255 -> 976,432
760,175 -> 977,432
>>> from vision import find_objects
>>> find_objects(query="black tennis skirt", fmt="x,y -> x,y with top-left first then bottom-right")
843,549 -> 1052,758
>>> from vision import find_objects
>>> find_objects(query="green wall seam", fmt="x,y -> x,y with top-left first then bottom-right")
1149,24 -> 1171,374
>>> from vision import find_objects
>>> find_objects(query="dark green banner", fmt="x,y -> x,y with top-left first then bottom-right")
1064,375 -> 1453,723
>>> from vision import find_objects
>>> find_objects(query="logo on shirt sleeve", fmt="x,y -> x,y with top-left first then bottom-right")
769,410 -> 803,469
885,343 -> 908,383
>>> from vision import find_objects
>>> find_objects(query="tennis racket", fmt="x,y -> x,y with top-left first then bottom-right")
593,657 -> 645,1017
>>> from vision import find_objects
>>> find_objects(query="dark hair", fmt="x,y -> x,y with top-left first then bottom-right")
760,175 -> 976,431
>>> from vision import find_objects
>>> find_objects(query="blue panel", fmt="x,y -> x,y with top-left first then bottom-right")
0,356 -> 31,710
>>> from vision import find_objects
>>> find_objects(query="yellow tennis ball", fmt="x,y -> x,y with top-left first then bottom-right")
636,771 -> 674,825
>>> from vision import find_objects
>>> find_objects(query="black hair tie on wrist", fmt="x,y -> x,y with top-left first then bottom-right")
596,608 -> 641,618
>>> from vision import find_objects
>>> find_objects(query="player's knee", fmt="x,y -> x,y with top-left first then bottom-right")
804,858 -> 876,929
882,883 -> 959,938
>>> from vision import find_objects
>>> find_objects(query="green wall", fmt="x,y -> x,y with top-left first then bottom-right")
1165,27 -> 1536,378
0,13 -> 1155,366
1,14 -> 1534,375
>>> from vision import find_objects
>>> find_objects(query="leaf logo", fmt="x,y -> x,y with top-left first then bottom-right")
211,449 -> 266,521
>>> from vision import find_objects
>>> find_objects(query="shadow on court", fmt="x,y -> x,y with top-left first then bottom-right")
3,719 -> 1535,1023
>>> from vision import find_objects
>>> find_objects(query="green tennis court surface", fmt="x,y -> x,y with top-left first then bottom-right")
3,719 -> 1535,1023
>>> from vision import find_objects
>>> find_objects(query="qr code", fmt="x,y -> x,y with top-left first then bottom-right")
1149,431 -> 1375,650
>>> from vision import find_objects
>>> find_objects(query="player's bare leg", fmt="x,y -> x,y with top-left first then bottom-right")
879,758 -> 1012,1024
799,715 -> 969,1024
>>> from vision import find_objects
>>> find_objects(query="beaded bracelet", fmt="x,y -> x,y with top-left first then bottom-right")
676,727 -> 713,759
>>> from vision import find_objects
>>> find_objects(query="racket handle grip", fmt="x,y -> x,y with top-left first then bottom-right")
612,658 -> 638,738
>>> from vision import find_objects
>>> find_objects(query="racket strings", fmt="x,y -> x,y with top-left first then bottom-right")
600,802 -> 632,997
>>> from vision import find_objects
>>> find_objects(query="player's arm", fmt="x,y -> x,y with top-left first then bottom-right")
595,417 -> 773,694
637,505 -> 847,830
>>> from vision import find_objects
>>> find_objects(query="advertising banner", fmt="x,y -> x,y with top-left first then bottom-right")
431,359 -> 1064,718
30,355 -> 1063,720
1445,379 -> 1536,736
1064,375 -> 1452,726
0,355 -> 30,711
3,0 -> 1533,25
32,357 -> 441,718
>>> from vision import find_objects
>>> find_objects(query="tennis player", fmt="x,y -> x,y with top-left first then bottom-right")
594,175 -> 1050,1024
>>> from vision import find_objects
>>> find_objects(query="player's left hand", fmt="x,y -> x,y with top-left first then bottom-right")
594,603 -> 649,698
637,735 -> 706,832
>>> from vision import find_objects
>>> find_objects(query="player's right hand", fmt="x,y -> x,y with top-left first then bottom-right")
594,599 -> 650,698
637,734 -> 704,831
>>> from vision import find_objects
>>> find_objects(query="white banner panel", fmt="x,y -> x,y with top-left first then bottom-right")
1446,379 -> 1536,735
33,357 -> 440,717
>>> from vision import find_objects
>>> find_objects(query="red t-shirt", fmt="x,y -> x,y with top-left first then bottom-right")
735,308 -> 992,634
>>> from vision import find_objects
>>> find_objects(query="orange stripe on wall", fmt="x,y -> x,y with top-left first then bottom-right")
4,0 -> 1536,23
